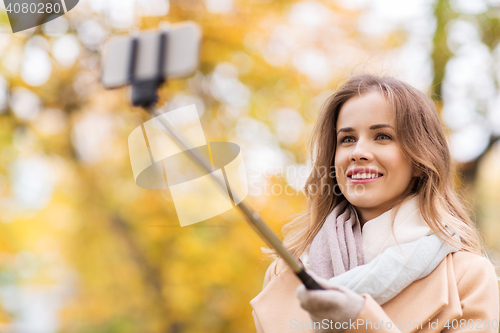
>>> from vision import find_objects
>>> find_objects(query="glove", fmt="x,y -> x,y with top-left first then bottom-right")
295,270 -> 365,333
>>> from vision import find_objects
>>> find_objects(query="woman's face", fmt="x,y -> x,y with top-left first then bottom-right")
334,91 -> 414,225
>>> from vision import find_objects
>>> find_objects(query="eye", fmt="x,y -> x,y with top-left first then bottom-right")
376,133 -> 392,140
340,135 -> 355,143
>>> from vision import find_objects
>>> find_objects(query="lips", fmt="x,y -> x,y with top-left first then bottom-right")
346,167 -> 383,184
346,167 -> 383,178
348,174 -> 382,184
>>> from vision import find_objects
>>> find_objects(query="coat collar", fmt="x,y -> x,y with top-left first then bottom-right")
380,253 -> 461,332
250,253 -> 462,333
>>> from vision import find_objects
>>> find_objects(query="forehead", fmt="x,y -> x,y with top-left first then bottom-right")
336,91 -> 395,129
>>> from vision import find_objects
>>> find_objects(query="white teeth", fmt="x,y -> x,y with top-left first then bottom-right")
351,173 -> 379,179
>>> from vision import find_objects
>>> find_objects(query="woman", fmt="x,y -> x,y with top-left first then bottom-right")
250,75 -> 499,332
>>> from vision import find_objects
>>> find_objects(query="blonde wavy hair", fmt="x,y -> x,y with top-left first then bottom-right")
263,74 -> 485,264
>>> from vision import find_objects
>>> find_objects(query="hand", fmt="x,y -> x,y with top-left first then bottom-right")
295,271 -> 365,333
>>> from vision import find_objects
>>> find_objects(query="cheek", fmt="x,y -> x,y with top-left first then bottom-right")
334,148 -> 348,166
386,150 -> 413,180
334,153 -> 349,184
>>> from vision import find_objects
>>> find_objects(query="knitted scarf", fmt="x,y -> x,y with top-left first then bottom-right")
309,199 -> 364,279
308,199 -> 459,305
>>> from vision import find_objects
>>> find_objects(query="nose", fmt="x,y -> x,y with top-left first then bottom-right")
349,139 -> 374,162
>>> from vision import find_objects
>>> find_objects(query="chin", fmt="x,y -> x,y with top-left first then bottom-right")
344,193 -> 386,209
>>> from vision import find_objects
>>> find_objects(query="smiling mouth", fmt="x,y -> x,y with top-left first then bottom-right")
348,173 -> 383,180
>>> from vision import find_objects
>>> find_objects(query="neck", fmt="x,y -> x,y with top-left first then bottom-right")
354,195 -> 415,228
355,206 -> 388,228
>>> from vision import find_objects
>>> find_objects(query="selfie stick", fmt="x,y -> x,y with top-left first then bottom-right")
126,28 -> 323,290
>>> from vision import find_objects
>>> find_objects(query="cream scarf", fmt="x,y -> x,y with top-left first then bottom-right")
301,195 -> 460,304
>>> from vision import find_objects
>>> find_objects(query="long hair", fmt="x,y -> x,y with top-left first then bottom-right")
263,74 -> 485,264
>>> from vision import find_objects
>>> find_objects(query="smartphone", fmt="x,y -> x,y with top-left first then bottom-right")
100,22 -> 202,89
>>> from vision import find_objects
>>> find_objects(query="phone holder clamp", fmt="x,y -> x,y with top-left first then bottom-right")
128,30 -> 168,108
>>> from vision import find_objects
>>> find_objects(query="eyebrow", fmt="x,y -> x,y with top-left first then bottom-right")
337,124 -> 394,135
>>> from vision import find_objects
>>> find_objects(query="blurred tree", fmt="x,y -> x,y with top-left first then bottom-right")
431,0 -> 500,187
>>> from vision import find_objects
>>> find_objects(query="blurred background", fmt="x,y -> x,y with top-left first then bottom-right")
0,0 -> 499,332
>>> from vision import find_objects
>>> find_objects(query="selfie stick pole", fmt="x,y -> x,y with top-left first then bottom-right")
128,29 -> 323,290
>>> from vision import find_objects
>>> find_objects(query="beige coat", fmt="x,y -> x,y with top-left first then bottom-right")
250,251 -> 499,333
